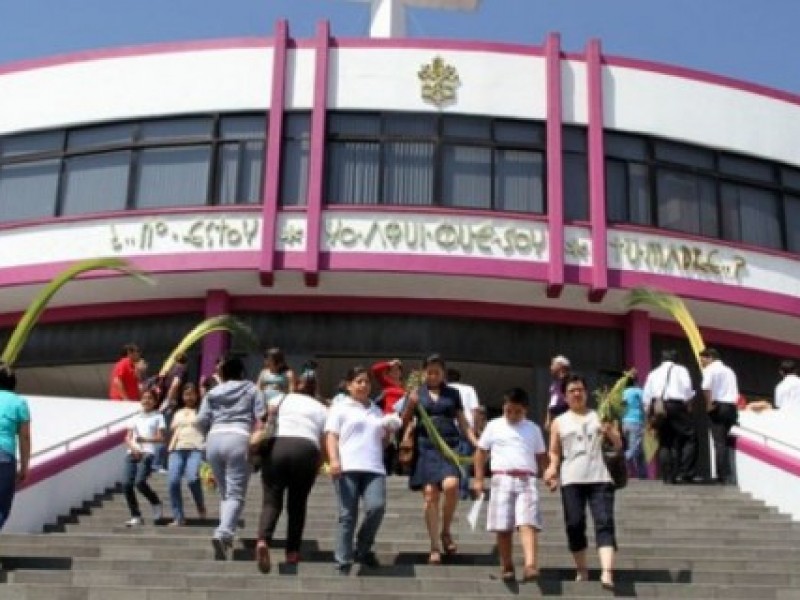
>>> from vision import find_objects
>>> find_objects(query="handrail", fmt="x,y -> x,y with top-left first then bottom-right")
32,411 -> 137,459
733,423 -> 800,455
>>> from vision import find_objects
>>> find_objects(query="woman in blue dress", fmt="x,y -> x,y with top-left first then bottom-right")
401,354 -> 478,565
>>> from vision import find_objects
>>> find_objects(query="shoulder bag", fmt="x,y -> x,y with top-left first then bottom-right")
648,366 -> 672,428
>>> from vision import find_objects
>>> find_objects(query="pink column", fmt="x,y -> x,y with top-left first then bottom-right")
200,290 -> 231,378
304,21 -> 332,287
586,38 -> 608,303
545,32 -> 565,298
625,309 -> 652,376
259,20 -> 290,287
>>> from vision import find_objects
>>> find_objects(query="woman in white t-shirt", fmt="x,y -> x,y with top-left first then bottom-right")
254,369 -> 328,573
123,388 -> 166,527
325,365 -> 398,574
544,374 -> 623,592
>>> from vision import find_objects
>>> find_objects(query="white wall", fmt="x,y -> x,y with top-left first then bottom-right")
4,443 -> 128,533
26,395 -> 138,464
0,49 -> 272,135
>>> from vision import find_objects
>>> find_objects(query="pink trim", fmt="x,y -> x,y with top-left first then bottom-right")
304,21 -> 331,287
545,33 -> 564,298
0,252 -> 261,289
0,299 -> 204,328
608,270 -> 800,320
0,205 -> 261,234
0,38 -> 271,76
587,39 -> 608,303
605,55 -> 800,108
201,290 -> 231,377
625,310 -> 651,377
18,429 -> 126,491
733,435 -> 800,478
259,20 -> 290,286
231,295 -> 623,329
649,319 -> 800,359
332,37 -> 544,56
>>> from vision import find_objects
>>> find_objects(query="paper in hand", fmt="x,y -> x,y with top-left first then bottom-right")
467,493 -> 485,531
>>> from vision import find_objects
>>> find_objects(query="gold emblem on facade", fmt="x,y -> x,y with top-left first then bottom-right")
418,56 -> 460,107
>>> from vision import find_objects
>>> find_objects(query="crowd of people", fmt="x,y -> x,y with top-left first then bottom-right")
2,341 -> 796,586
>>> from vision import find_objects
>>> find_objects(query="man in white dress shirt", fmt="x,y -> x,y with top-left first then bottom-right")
775,360 -> 800,414
447,368 -> 481,500
699,348 -> 739,484
642,349 -> 696,484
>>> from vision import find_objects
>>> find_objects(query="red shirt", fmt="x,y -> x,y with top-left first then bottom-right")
371,361 -> 405,414
109,357 -> 140,401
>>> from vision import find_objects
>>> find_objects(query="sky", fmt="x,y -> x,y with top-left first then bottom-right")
0,0 -> 798,94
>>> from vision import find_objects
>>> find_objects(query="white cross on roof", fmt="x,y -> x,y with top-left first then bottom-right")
344,0 -> 480,38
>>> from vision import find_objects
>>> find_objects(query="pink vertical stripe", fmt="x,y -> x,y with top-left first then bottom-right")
625,309 -> 651,379
200,290 -> 231,378
587,39 -> 608,303
259,20 -> 290,286
304,21 -> 331,287
545,32 -> 565,298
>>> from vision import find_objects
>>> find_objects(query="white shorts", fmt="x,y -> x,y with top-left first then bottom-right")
486,474 -> 543,532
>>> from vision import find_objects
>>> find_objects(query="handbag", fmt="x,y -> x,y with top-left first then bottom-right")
602,439 -> 628,489
648,366 -> 672,428
249,393 -> 286,467
397,419 -> 416,471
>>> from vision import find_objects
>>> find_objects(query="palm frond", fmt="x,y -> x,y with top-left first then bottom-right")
1,258 -> 154,366
627,287 -> 705,367
596,368 -> 636,422
159,315 -> 258,376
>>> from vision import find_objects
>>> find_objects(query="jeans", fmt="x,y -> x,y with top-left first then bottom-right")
206,432 -> 251,541
0,450 -> 17,530
124,454 -> 161,518
560,483 -> 616,552
333,471 -> 386,566
168,449 -> 205,522
622,422 -> 647,479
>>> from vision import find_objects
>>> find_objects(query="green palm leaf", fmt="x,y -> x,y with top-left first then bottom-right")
159,315 -> 258,377
627,287 -> 706,367
1,258 -> 154,366
597,369 -> 636,422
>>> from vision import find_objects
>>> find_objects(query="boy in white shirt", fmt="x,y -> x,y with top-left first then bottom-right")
124,389 -> 166,526
473,388 -> 547,583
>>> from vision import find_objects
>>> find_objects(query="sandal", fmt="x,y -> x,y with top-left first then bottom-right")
600,571 -> 615,591
440,532 -> 457,555
575,569 -> 589,582
255,540 -> 271,574
522,566 -> 539,582
428,549 -> 442,565
501,569 -> 516,582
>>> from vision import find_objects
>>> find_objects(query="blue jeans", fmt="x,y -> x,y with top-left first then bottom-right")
0,450 -> 17,530
333,471 -> 386,567
124,454 -> 161,518
623,422 -> 647,479
168,449 -> 205,522
458,439 -> 475,499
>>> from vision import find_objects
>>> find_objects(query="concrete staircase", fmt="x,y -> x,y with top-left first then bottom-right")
2,475 -> 800,599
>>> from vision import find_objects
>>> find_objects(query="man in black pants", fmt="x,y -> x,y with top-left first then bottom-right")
642,350 -> 697,484
699,348 -> 739,484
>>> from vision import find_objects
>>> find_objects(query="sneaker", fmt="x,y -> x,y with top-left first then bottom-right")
125,517 -> 143,527
355,551 -> 380,568
152,505 -> 163,522
212,537 -> 230,561
334,563 -> 352,576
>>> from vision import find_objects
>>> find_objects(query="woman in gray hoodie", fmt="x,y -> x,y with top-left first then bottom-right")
198,355 -> 265,560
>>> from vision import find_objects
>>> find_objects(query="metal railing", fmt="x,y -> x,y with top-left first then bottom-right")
733,423 -> 800,457
31,412 -> 136,460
